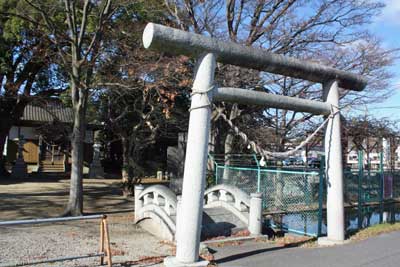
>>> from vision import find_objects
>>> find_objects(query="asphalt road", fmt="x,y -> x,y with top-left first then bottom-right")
211,231 -> 400,267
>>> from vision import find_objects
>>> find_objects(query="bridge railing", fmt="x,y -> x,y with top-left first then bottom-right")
135,184 -> 177,219
135,184 -> 263,238
204,184 -> 250,212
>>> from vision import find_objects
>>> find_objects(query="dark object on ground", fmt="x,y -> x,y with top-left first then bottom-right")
262,225 -> 284,240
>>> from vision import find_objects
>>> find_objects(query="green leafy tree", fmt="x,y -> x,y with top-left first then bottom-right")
0,0 -> 65,177
8,0 -> 121,215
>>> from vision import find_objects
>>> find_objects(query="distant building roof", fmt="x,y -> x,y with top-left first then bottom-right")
21,103 -> 74,123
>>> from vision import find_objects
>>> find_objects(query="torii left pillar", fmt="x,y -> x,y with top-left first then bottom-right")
164,53 -> 216,267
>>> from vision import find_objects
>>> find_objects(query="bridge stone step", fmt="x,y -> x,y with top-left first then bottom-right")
170,207 -> 247,240
202,207 -> 248,240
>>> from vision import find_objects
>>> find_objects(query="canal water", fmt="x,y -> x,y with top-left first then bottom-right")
272,202 -> 400,237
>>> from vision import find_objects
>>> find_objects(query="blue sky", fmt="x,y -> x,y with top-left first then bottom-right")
366,0 -> 400,119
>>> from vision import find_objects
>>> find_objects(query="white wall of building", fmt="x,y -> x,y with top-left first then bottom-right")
2,136 -> 7,156
9,126 -> 38,140
9,126 -> 94,143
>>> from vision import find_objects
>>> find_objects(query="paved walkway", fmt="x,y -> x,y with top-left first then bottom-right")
211,231 -> 400,267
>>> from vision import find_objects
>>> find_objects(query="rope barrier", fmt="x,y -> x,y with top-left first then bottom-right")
215,104 -> 340,158
188,85 -> 215,111
189,83 -> 339,159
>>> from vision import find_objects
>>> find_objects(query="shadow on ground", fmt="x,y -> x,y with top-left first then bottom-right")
210,237 -> 314,266
0,176 -> 134,220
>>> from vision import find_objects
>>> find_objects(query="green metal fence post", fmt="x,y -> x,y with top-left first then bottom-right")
304,213 -> 308,237
215,165 -> 219,185
317,156 -> 325,237
253,154 -> 261,192
367,150 -> 371,177
358,150 -> 364,229
209,154 -> 218,185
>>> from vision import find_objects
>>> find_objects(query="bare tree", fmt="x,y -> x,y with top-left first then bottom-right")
97,17 -> 192,184
164,0 -> 397,159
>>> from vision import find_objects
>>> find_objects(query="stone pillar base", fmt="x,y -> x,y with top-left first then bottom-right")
248,192 -> 263,235
11,158 -> 28,179
317,237 -> 349,246
89,141 -> 104,178
88,163 -> 104,179
164,256 -> 209,267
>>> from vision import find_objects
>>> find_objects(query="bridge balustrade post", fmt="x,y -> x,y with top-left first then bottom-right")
153,193 -> 160,205
165,200 -> 173,216
248,193 -> 263,236
175,196 -> 182,242
134,184 -> 144,221
207,192 -> 218,203
219,190 -> 234,202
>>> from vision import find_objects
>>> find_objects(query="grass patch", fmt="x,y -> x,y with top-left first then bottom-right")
350,223 -> 400,241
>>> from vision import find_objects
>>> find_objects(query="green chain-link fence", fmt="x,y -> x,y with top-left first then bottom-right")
343,151 -> 400,230
211,154 -> 323,237
210,152 -> 400,237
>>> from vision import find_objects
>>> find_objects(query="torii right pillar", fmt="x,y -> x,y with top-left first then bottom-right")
319,79 -> 345,245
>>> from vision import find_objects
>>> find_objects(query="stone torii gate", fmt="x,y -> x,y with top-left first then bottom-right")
143,23 -> 367,266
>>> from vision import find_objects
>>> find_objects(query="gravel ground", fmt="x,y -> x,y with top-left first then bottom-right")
0,213 -> 173,267
0,178 -> 176,266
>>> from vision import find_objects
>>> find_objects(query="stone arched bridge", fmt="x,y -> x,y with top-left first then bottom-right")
134,184 -> 262,241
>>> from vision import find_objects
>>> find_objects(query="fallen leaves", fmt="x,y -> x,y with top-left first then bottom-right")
274,235 -> 314,247
111,248 -> 126,256
232,229 -> 250,237
121,255 -> 167,265
350,222 -> 400,242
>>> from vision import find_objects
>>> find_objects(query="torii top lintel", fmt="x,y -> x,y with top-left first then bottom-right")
143,23 -> 367,91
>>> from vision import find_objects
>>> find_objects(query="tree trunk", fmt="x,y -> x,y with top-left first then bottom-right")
207,128 -> 216,172
222,104 -> 241,182
129,139 -> 144,178
222,131 -> 234,182
121,136 -> 130,183
64,99 -> 86,216
366,136 -> 370,170
0,127 -> 10,177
